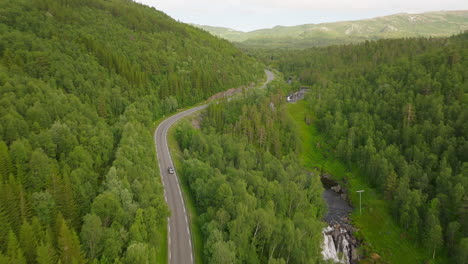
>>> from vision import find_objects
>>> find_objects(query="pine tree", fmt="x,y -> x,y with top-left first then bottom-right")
4,175 -> 31,226
50,173 -> 80,230
0,200 -> 11,252
0,253 -> 8,263
0,141 -> 13,183
15,162 -> 26,188
20,221 -> 38,263
2,177 -> 20,233
17,180 -> 30,223
36,230 -> 57,264
6,231 -> 26,264
57,214 -> 86,264
384,170 -> 398,200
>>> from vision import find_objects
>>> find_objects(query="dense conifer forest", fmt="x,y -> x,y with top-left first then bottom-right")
174,81 -> 326,263
266,33 -> 468,262
0,0 -> 262,263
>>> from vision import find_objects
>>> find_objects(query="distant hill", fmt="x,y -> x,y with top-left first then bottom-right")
196,10 -> 468,48
192,24 -> 248,42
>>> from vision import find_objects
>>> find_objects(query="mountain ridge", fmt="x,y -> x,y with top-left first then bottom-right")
194,10 -> 468,48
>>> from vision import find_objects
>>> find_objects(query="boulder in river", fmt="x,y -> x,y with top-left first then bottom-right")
321,173 -> 337,189
331,185 -> 342,193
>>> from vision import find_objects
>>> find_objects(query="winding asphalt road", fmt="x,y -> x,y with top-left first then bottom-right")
262,69 -> 275,88
154,70 -> 274,264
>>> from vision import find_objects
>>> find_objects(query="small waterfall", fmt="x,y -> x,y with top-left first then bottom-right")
322,226 -> 340,262
321,225 -> 353,264
320,173 -> 359,263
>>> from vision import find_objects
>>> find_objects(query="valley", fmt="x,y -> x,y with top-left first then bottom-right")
0,1 -> 466,264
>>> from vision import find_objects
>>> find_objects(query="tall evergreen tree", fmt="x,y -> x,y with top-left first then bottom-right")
36,231 -> 57,264
19,221 -> 38,263
57,214 -> 86,264
0,141 -> 13,183
6,231 -> 26,264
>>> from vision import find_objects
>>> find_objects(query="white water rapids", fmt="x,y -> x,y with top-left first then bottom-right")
321,226 -> 351,264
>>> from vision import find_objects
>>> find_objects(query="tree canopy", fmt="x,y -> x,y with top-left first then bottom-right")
0,0 -> 262,262
175,81 -> 326,263
268,32 -> 468,262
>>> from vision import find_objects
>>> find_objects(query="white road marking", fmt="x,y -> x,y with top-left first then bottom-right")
168,222 -> 171,261
178,186 -> 182,198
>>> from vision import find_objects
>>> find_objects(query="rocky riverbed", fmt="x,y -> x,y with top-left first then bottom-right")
321,174 -> 361,264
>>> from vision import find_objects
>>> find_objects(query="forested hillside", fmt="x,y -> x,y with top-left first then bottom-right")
174,81 -> 326,263
0,0 -> 262,263
270,33 -> 468,261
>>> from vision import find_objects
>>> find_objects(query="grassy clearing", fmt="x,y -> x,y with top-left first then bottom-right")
287,101 -> 434,264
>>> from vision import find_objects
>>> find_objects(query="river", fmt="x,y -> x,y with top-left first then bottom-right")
320,175 -> 359,263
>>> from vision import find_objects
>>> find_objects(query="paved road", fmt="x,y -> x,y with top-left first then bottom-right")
154,69 -> 274,264
261,69 -> 275,88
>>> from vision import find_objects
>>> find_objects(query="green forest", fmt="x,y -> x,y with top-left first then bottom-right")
1,0 -> 467,263
0,0 -> 262,263
266,33 -> 468,262
174,81 -> 326,263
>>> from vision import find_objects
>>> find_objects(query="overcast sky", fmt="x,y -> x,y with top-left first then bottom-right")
136,0 -> 468,31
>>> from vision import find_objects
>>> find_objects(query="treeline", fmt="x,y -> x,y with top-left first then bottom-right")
0,0 -> 262,263
270,33 -> 468,261
175,81 -> 326,263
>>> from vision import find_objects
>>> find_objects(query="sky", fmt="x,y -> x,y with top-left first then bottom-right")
136,0 -> 468,31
